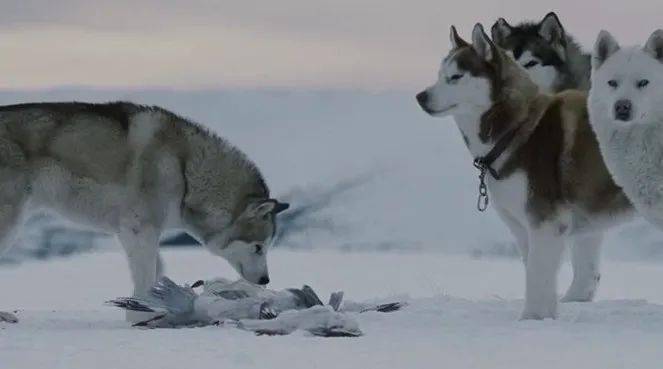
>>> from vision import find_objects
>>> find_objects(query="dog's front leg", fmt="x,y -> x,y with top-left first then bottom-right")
496,208 -> 529,265
521,224 -> 565,320
118,222 -> 161,323
0,199 -> 27,323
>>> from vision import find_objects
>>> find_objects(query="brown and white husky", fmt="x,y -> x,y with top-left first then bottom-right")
416,24 -> 632,319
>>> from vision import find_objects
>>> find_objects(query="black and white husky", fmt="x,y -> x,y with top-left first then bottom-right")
491,12 -> 591,93
0,102 -> 288,323
417,24 -> 632,319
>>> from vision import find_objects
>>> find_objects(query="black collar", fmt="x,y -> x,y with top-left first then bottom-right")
473,126 -> 521,180
472,126 -> 522,212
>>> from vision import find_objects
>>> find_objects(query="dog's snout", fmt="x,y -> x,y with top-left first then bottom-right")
258,276 -> 270,285
416,91 -> 429,107
614,99 -> 633,121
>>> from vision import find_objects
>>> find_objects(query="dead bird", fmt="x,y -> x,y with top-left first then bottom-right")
108,277 -> 405,336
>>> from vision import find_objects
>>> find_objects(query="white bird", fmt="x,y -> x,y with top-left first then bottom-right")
108,277 -> 404,336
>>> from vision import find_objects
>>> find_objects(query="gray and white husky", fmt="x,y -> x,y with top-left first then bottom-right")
0,102 -> 288,323
588,30 -> 663,229
491,12 -> 591,93
416,24 -> 632,319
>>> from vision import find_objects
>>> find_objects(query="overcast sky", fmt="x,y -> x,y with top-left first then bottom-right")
0,0 -> 660,91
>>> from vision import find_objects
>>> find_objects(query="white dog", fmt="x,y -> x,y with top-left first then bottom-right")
588,30 -> 663,230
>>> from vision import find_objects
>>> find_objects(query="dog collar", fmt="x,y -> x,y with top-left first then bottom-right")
472,126 -> 521,212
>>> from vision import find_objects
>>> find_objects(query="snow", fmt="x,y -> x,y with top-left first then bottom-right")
1,88 -> 663,367
3,248 -> 663,369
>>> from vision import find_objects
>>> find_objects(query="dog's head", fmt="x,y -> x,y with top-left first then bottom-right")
417,24 -> 536,135
590,29 -> 663,127
491,12 -> 567,93
416,24 -> 498,119
189,198 -> 289,285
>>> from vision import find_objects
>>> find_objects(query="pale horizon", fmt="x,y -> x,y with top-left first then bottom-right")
0,0 -> 661,91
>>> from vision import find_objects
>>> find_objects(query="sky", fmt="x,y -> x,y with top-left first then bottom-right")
0,0 -> 661,91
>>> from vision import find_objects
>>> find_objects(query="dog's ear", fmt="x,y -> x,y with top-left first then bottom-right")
593,30 -> 620,70
538,12 -> 566,61
491,18 -> 512,46
538,12 -> 565,43
472,23 -> 496,62
248,199 -> 289,218
644,29 -> 663,63
256,200 -> 277,217
450,26 -> 469,49
273,200 -> 290,215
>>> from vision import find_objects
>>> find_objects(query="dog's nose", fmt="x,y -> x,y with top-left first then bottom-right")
258,276 -> 270,285
614,99 -> 633,121
416,91 -> 429,107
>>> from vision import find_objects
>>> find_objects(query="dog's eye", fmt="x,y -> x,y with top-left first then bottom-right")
608,80 -> 619,88
448,74 -> 464,83
637,79 -> 650,89
255,244 -> 264,255
523,60 -> 539,69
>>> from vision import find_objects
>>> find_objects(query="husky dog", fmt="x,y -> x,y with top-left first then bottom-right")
588,30 -> 663,229
416,24 -> 632,319
0,102 -> 289,323
491,12 -> 591,93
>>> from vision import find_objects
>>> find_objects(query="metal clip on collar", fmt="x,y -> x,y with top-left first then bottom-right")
473,158 -> 489,212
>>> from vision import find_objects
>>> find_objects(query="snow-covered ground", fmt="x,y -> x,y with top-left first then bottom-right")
2,88 -> 663,368
3,248 -> 663,369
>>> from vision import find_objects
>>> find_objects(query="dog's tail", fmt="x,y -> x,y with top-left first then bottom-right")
107,277 -> 197,316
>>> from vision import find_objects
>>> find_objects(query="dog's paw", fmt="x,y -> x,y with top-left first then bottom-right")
560,290 -> 595,303
0,311 -> 18,323
520,304 -> 558,321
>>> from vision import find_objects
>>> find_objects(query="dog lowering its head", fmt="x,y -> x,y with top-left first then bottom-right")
0,102 -> 289,323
